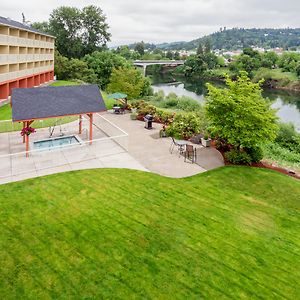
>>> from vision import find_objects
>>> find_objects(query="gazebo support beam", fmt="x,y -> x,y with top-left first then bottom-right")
22,122 -> 26,143
88,113 -> 93,145
25,120 -> 34,157
79,115 -> 82,134
25,121 -> 30,157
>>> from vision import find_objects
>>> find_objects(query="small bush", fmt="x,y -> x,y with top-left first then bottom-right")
245,146 -> 264,163
162,98 -> 179,108
155,110 -> 174,125
138,104 -> 157,117
275,122 -> 300,152
177,96 -> 202,112
166,112 -> 201,139
225,149 -> 252,165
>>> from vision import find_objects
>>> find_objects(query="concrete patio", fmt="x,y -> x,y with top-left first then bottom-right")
0,114 -> 147,184
0,112 -> 224,185
104,112 -> 224,178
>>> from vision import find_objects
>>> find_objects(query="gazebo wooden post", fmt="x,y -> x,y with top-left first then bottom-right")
25,121 -> 30,157
22,122 -> 26,143
79,115 -> 82,134
88,113 -> 93,145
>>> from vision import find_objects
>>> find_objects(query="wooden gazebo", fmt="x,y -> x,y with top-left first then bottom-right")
11,84 -> 107,156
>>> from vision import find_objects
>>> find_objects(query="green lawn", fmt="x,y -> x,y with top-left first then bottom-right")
0,167 -> 299,299
0,80 -> 113,132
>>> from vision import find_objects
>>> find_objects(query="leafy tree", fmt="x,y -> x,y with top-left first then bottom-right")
54,51 -> 97,83
204,52 -> 218,69
184,55 -> 207,76
174,51 -> 180,60
278,52 -> 300,72
84,51 -> 128,89
81,5 -> 111,56
166,51 -> 174,60
49,5 -> 110,58
197,42 -> 204,56
261,51 -> 278,69
49,6 -> 84,58
67,59 -> 97,83
134,42 -> 145,56
31,21 -> 51,35
107,67 -> 151,99
204,39 -> 212,54
54,50 -> 69,79
206,72 -> 278,150
229,52 -> 261,76
114,46 -> 138,60
296,63 -> 300,77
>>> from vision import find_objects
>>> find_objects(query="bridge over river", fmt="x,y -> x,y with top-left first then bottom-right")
133,60 -> 184,76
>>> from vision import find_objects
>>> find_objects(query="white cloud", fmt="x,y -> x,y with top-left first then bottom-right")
1,0 -> 300,46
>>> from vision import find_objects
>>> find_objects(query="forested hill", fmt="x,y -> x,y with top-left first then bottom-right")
155,28 -> 300,51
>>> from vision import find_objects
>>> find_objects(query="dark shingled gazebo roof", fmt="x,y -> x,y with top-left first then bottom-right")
12,85 -> 107,122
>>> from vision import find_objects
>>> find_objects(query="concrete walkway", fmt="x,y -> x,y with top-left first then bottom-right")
103,113 -> 224,178
0,112 -> 224,184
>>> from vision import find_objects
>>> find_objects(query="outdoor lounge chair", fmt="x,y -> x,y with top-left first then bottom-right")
184,144 -> 197,163
169,137 -> 186,157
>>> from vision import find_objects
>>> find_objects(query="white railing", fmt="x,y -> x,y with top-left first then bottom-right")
0,114 -> 129,184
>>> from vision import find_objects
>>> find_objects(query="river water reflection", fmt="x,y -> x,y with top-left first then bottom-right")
152,76 -> 300,131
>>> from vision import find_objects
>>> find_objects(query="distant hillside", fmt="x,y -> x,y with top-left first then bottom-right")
155,28 -> 300,51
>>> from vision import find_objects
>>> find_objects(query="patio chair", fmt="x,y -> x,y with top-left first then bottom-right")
169,137 -> 186,157
184,144 -> 197,163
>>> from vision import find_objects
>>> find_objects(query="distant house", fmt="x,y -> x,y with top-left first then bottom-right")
0,16 -> 55,102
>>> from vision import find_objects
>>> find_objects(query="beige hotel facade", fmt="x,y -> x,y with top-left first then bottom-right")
0,16 -> 55,101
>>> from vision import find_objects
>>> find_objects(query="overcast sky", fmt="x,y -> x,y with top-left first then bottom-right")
1,0 -> 300,46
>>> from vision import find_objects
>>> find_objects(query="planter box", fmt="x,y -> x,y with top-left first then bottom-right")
201,138 -> 211,147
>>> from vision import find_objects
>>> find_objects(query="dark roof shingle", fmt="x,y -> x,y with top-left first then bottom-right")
12,85 -> 106,122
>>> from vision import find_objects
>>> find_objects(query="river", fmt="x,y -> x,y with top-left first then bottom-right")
151,75 -> 300,131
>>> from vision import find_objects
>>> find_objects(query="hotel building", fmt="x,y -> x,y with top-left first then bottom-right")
0,16 -> 55,102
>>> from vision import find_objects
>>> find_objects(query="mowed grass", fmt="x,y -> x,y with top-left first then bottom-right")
0,167 -> 299,299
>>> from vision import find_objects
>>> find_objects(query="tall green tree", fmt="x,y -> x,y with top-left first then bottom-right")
49,6 -> 83,58
204,39 -> 212,54
49,5 -> 110,58
197,42 -> 204,56
81,5 -> 111,56
54,51 -> 97,83
166,51 -> 174,60
107,67 -> 150,99
134,42 -> 145,56
206,72 -> 278,150
84,51 -> 129,89
31,21 -> 51,35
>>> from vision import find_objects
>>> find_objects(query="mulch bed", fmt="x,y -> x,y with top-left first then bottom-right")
215,143 -> 300,180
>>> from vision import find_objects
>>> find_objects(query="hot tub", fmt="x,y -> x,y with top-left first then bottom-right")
33,135 -> 83,151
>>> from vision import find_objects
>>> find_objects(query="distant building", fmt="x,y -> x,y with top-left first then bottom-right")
0,16 -> 55,102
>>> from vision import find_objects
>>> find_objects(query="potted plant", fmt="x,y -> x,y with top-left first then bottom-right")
21,126 -> 36,136
201,134 -> 211,147
159,125 -> 167,138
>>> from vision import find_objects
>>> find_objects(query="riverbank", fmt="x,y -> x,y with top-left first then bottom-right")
170,67 -> 300,92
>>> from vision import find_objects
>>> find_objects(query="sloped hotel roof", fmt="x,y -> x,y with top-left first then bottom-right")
0,16 -> 55,38
11,85 -> 107,122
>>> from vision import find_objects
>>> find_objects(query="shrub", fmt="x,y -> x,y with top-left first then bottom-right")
245,146 -> 264,163
137,104 -> 157,117
153,90 -> 165,102
162,98 -> 179,108
225,149 -> 252,165
176,96 -> 202,112
166,112 -> 201,139
155,110 -> 174,125
275,122 -> 300,153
